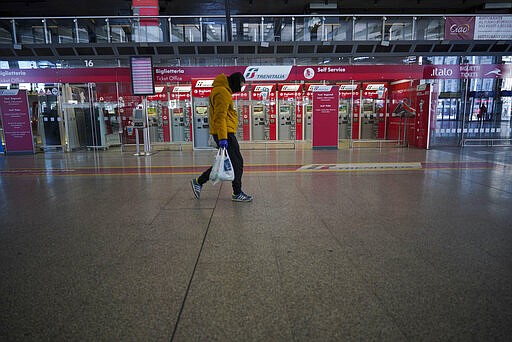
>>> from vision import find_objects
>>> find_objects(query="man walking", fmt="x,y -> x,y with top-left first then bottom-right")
191,72 -> 253,202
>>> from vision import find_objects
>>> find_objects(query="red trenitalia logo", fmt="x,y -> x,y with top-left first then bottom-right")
245,68 -> 258,79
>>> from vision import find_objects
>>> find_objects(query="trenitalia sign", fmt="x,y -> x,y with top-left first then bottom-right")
243,66 -> 293,81
0,64 -> 511,84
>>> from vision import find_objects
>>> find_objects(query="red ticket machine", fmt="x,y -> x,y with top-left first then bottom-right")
233,85 -> 251,141
303,84 -> 323,140
338,83 -> 359,140
147,90 -> 168,143
360,83 -> 388,139
169,85 -> 192,142
413,84 -> 432,148
191,79 -> 214,149
277,83 -> 303,140
388,80 -> 418,143
250,84 -> 277,141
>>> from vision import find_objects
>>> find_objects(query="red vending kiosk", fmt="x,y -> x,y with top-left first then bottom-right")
233,85 -> 251,141
277,84 -> 303,141
169,85 -> 192,142
360,83 -> 388,139
388,80 -> 418,144
338,83 -> 359,140
116,82 -> 143,145
191,79 -> 214,149
303,84 -> 323,140
146,90 -> 167,144
250,84 -> 277,141
412,83 -> 437,149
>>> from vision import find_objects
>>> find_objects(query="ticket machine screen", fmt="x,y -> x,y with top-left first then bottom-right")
195,106 -> 208,115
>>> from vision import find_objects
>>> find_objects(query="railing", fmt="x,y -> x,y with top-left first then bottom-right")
462,138 -> 512,147
0,14 -> 458,45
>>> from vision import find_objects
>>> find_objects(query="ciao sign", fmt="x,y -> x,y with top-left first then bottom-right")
445,17 -> 475,40
450,24 -> 471,33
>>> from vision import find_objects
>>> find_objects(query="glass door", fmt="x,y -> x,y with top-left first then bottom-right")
37,87 -> 64,150
61,83 -> 109,151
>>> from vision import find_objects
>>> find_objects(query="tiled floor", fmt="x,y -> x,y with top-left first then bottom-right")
1,145 -> 511,341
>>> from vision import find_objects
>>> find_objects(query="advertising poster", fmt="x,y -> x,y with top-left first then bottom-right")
312,85 -> 339,149
0,90 -> 34,154
445,16 -> 475,40
445,16 -> 512,40
475,16 -> 512,40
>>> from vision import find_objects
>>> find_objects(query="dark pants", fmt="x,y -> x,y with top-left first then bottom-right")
197,133 -> 244,195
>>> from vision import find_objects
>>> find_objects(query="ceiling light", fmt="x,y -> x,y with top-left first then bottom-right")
309,1 -> 337,9
483,2 -> 512,9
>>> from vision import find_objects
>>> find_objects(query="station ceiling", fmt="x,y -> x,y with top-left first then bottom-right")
0,0 -> 510,17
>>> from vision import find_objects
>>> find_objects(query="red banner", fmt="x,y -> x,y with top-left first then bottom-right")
0,64 -> 510,87
445,17 -> 475,40
312,85 -> 339,149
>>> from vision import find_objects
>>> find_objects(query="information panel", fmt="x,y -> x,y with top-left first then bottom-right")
0,89 -> 34,154
312,85 -> 339,149
130,56 -> 155,95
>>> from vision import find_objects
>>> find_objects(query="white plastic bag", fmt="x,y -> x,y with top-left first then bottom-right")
209,147 -> 234,184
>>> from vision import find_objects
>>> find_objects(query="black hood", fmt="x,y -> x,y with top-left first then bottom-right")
227,72 -> 245,93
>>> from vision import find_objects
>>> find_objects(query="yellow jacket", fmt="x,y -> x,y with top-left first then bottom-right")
209,73 -> 238,140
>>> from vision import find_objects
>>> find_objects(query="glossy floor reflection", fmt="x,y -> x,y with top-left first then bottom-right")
1,146 -> 512,341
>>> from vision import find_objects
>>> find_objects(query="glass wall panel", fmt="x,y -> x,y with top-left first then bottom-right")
232,17 -> 261,42
384,17 -> 413,41
171,17 -> 201,42
14,19 -> 47,44
202,18 -> 225,42
415,17 -> 444,40
354,17 -> 382,41
326,17 -> 352,41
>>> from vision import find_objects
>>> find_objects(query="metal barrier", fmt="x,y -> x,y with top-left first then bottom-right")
462,138 -> 512,147
351,139 -> 404,149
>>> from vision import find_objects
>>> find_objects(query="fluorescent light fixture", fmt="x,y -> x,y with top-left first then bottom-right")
484,2 -> 512,9
309,2 -> 337,9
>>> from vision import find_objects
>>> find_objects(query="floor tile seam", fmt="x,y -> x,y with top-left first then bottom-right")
257,177 -> 298,341
45,234 -> 157,335
269,226 -> 407,341
295,186 -> 412,340
269,239 -> 307,342
168,183 -> 222,342
459,173 -> 512,197
364,216 -> 512,301
150,193 -> 181,226
431,168 -> 512,198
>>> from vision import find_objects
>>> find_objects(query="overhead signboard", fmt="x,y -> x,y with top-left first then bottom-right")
130,56 -> 155,96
